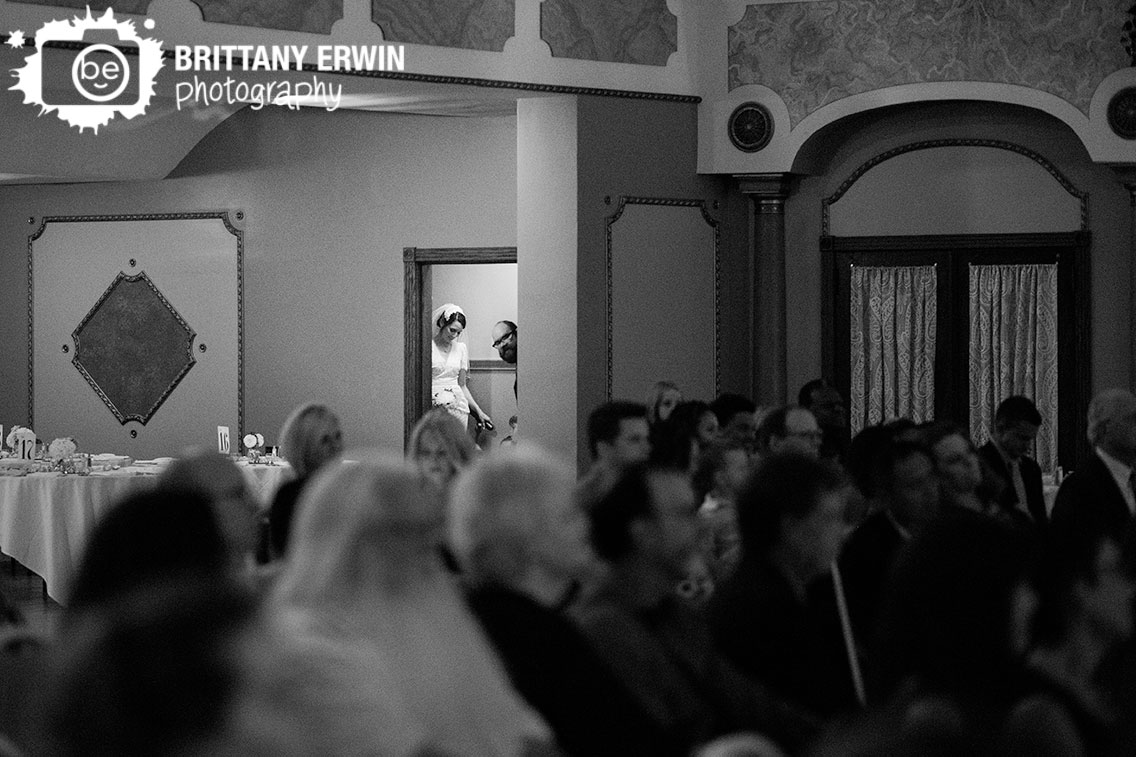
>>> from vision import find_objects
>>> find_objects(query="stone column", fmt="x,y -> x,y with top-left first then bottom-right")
736,173 -> 792,406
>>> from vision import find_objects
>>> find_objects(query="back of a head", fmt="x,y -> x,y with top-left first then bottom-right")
919,420 -> 969,451
273,455 -> 443,608
45,573 -> 254,757
1086,388 -> 1136,446
585,463 -> 655,563
651,400 -> 711,469
448,445 -> 582,588
586,400 -> 647,459
797,379 -> 830,409
66,488 -> 229,618
754,405 -> 792,451
278,402 -> 343,479
157,450 -> 258,557
710,393 -> 756,428
993,395 -> 1042,429
736,452 -> 844,558
846,424 -> 895,498
875,511 -> 1035,704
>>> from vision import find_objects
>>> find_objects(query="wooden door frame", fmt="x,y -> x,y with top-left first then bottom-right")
403,246 -> 517,446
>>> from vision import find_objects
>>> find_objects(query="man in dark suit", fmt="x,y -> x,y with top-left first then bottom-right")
977,395 -> 1047,529
839,437 -> 941,656
1050,388 -> 1136,547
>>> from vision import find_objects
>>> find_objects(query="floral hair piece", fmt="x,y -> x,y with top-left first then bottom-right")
432,303 -> 465,330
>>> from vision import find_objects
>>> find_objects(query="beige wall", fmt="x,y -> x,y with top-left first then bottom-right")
0,107 -> 517,454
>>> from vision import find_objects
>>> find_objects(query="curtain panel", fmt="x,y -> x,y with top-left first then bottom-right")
849,265 -> 937,436
968,264 -> 1059,473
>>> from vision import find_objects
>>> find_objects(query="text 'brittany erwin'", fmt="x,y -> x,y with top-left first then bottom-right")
172,45 -> 406,73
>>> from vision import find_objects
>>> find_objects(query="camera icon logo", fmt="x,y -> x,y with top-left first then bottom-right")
11,8 -> 163,132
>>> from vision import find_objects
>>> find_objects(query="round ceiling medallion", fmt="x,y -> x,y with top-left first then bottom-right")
728,102 -> 774,153
1107,87 -> 1136,140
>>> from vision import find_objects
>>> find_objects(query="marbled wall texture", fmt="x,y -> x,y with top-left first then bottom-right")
17,1 -> 151,14
372,0 -> 514,52
17,0 -> 342,33
541,0 -> 677,66
730,0 -> 1129,127
190,1 -> 342,34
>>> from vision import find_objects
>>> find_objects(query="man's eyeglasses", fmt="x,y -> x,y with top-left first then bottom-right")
491,330 -> 515,349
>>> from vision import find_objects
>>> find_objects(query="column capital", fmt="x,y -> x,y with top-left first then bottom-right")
734,172 -> 795,198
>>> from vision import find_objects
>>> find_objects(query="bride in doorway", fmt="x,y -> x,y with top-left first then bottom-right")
431,303 -> 493,434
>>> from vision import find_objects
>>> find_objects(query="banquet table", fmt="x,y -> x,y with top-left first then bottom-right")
0,460 -> 290,604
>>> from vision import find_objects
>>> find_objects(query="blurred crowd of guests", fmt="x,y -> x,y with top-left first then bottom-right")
2,382 -> 1135,756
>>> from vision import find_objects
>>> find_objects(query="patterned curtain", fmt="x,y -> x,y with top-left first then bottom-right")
849,265 -> 937,436
968,264 -> 1059,473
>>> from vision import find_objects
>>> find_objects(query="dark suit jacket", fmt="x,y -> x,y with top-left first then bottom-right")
466,584 -> 669,757
977,442 -> 1047,527
837,510 -> 907,650
1050,452 -> 1134,546
709,555 -> 857,719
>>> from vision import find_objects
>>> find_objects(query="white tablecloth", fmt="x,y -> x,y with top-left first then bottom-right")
0,462 -> 290,604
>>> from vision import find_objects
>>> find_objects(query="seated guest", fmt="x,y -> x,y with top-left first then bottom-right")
694,437 -> 753,580
978,396 -> 1047,529
709,454 -> 857,719
651,400 -> 720,473
448,447 -> 670,756
65,488 -> 230,618
576,464 -> 816,754
1000,533 -> 1134,755
798,379 -> 849,463
709,393 -> 758,447
407,407 -> 476,498
874,512 -> 1038,752
268,402 -> 344,558
40,574 -> 256,757
1051,388 -> 1136,549
157,450 -> 262,572
258,456 -> 549,755
839,437 -> 940,649
755,405 -> 824,459
581,401 -> 651,496
921,421 -> 989,515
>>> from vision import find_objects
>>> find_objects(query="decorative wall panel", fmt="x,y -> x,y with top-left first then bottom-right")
16,0 -> 342,33
72,272 -> 197,425
190,1 -> 342,34
371,0 -> 514,52
607,198 -> 720,402
729,0 -> 1128,127
30,213 -> 242,459
541,0 -> 677,66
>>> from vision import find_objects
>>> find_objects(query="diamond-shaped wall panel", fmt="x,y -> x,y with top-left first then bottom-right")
72,272 -> 196,424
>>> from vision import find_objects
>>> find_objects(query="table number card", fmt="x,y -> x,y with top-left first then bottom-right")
217,425 -> 231,454
18,436 -> 35,461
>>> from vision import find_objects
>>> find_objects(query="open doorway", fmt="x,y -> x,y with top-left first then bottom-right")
403,246 -> 518,447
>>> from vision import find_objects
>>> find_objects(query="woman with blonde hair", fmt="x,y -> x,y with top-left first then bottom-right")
268,403 -> 343,558
408,407 -> 476,496
236,456 -> 549,755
